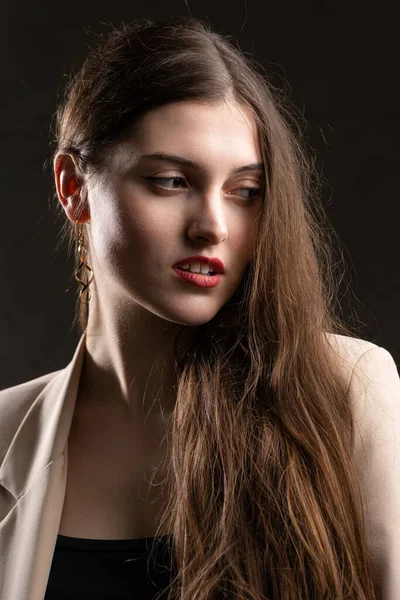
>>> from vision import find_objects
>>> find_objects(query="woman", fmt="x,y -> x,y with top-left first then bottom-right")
0,16 -> 399,600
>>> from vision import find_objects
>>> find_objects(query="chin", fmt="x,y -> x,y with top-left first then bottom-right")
166,312 -> 219,328
157,302 -> 224,328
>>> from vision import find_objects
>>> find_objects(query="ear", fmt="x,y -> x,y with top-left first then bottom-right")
53,151 -> 90,224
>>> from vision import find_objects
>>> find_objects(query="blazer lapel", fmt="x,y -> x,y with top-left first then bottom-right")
0,332 -> 86,600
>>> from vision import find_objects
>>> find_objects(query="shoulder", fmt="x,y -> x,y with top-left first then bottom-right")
0,369 -> 62,405
324,332 -> 399,390
324,331 -> 383,365
326,337 -> 400,595
0,370 -> 62,463
324,332 -> 400,450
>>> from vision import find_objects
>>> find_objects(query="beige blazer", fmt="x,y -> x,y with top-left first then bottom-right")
0,330 -> 399,600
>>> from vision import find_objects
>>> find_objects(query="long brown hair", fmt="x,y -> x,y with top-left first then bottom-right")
49,17 -> 376,599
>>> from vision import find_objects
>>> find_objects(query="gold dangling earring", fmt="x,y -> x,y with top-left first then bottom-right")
74,219 -> 94,304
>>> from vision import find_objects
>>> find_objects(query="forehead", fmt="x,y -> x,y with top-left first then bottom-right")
110,100 -> 261,170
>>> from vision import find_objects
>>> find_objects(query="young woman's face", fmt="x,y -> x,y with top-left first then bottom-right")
86,100 -> 264,326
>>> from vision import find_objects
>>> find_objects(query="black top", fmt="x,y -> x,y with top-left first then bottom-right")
45,533 -> 176,600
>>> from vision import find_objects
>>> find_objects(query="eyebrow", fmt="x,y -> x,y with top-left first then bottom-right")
140,153 -> 264,175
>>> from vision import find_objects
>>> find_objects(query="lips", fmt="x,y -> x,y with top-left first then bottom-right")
173,255 -> 225,274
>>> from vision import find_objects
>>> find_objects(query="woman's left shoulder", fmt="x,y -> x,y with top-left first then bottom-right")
326,334 -> 400,598
324,332 -> 400,392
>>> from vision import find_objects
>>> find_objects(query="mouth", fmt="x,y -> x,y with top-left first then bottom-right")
175,265 -> 217,276
172,255 -> 225,274
172,266 -> 222,288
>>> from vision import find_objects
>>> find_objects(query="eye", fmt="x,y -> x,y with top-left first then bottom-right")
143,176 -> 187,190
228,187 -> 263,202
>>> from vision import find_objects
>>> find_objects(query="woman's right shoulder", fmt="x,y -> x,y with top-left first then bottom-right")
0,370 -> 62,403
0,370 -> 63,463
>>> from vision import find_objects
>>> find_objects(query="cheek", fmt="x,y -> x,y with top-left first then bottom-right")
123,206 -> 181,255
106,203 -> 184,276
233,220 -> 258,262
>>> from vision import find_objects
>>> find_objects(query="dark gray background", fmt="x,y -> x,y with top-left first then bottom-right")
1,0 -> 398,389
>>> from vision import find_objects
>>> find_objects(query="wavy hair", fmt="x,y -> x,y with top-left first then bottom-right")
49,16 -> 376,599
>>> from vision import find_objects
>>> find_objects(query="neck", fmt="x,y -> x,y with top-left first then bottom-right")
78,289 -> 196,425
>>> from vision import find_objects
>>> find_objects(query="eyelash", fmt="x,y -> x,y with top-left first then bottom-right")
144,176 -> 262,202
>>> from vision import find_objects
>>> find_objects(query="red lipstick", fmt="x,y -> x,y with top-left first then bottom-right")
173,255 -> 224,274
172,255 -> 224,288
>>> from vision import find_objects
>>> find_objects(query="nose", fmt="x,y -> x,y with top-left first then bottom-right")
186,188 -> 228,245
